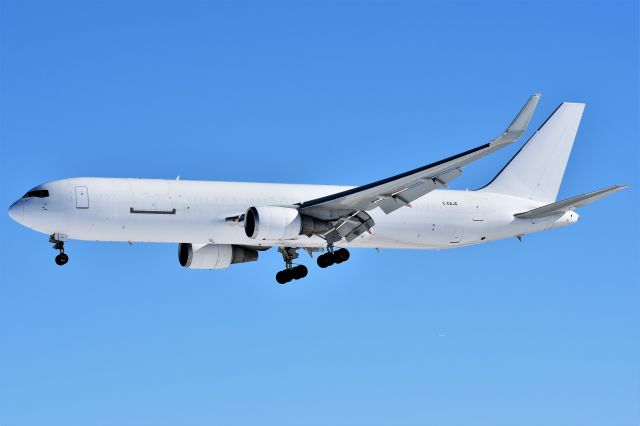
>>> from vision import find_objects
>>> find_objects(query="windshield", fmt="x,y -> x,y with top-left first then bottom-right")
22,189 -> 49,198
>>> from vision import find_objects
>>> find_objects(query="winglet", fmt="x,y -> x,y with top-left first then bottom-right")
491,93 -> 541,146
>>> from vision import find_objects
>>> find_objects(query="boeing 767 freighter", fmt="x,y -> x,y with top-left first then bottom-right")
8,94 -> 626,283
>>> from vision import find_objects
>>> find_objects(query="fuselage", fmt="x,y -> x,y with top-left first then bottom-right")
8,177 -> 578,249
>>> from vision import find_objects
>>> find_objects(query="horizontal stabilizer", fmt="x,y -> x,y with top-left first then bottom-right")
514,185 -> 627,219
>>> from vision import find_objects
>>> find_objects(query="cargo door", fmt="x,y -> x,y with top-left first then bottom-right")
129,180 -> 176,215
433,198 -> 465,245
450,225 -> 464,244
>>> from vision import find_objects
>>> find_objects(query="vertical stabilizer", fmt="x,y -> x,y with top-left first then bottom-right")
480,102 -> 585,203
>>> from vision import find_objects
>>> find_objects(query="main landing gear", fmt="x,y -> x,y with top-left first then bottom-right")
274,246 -> 351,284
50,234 -> 68,266
276,247 -> 308,284
317,247 -> 350,268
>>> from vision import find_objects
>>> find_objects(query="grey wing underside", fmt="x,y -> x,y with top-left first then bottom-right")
298,93 -> 541,244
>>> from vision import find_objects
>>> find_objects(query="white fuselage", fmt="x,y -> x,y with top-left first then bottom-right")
8,177 -> 578,249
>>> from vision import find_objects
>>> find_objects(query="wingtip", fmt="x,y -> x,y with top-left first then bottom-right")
514,93 -> 542,127
599,184 -> 628,195
491,94 -> 554,147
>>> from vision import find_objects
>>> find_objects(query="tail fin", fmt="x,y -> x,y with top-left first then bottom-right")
480,102 -> 585,203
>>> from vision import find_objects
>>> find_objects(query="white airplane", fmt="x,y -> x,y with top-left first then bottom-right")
8,94 -> 626,283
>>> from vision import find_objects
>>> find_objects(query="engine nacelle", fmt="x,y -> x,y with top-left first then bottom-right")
178,243 -> 258,269
244,206 -> 332,240
244,206 -> 301,240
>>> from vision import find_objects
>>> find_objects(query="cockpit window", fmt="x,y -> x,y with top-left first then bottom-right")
22,189 -> 49,198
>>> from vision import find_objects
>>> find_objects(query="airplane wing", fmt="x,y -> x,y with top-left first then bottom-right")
298,93 -> 541,243
514,185 -> 627,219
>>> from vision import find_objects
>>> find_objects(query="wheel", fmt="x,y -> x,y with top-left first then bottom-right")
276,269 -> 293,284
276,270 -> 289,284
335,248 -> 350,262
317,253 -> 334,268
55,253 -> 69,266
326,253 -> 336,266
282,269 -> 294,282
292,265 -> 308,279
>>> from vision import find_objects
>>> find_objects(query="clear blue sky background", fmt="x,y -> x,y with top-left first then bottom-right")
1,1 -> 638,425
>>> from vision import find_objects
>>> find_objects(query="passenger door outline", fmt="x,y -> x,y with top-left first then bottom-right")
75,186 -> 89,209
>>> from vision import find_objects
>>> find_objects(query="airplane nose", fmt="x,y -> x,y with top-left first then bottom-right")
8,200 -> 24,223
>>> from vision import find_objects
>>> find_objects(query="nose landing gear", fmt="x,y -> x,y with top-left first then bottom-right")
50,234 -> 68,266
317,247 -> 350,268
276,247 -> 308,284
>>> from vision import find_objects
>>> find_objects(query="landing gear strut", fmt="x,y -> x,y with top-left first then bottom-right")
317,246 -> 350,268
276,247 -> 308,284
50,234 -> 68,266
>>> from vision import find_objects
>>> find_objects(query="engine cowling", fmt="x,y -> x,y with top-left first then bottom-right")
244,206 -> 332,240
178,243 -> 258,269
244,206 -> 301,240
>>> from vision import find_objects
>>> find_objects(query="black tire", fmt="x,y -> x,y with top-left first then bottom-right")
276,270 -> 292,284
325,253 -> 335,266
55,253 -> 69,266
335,248 -> 350,262
292,265 -> 308,279
317,253 -> 335,268
283,269 -> 294,282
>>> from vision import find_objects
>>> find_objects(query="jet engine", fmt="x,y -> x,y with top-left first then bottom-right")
244,206 -> 332,240
178,243 -> 258,269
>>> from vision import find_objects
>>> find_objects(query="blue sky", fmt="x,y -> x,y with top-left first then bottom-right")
1,1 -> 638,425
